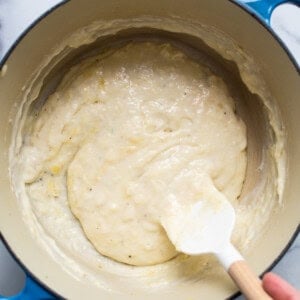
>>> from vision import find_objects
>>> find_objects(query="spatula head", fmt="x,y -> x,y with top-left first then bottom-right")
162,195 -> 236,255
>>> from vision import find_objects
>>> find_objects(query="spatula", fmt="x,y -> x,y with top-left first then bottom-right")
162,194 -> 272,300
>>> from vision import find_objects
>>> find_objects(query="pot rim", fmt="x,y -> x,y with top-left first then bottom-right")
0,1 -> 299,298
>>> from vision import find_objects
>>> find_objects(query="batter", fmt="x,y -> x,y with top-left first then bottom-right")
20,42 -> 246,266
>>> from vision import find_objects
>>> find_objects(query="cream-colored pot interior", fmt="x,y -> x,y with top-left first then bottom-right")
0,0 -> 299,299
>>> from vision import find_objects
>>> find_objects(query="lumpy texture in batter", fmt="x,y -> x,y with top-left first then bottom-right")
22,42 -> 247,266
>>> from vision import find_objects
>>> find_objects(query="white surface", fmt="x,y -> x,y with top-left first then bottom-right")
0,0 -> 299,298
271,3 -> 300,65
0,0 -> 61,57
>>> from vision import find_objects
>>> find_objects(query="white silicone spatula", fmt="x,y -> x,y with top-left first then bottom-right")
162,195 -> 272,300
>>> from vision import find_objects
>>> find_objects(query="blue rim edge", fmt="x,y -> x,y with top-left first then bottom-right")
237,0 -> 300,25
0,0 -> 299,299
231,0 -> 300,74
0,233 -> 62,299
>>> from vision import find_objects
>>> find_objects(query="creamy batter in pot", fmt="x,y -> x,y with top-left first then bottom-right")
10,17 -> 285,291
20,41 -> 247,266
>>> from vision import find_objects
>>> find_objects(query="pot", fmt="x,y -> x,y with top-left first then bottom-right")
0,0 -> 299,299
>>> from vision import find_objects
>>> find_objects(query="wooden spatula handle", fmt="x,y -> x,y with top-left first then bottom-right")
229,260 -> 272,300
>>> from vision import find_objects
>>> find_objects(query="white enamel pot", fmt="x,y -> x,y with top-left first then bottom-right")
0,0 -> 299,299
